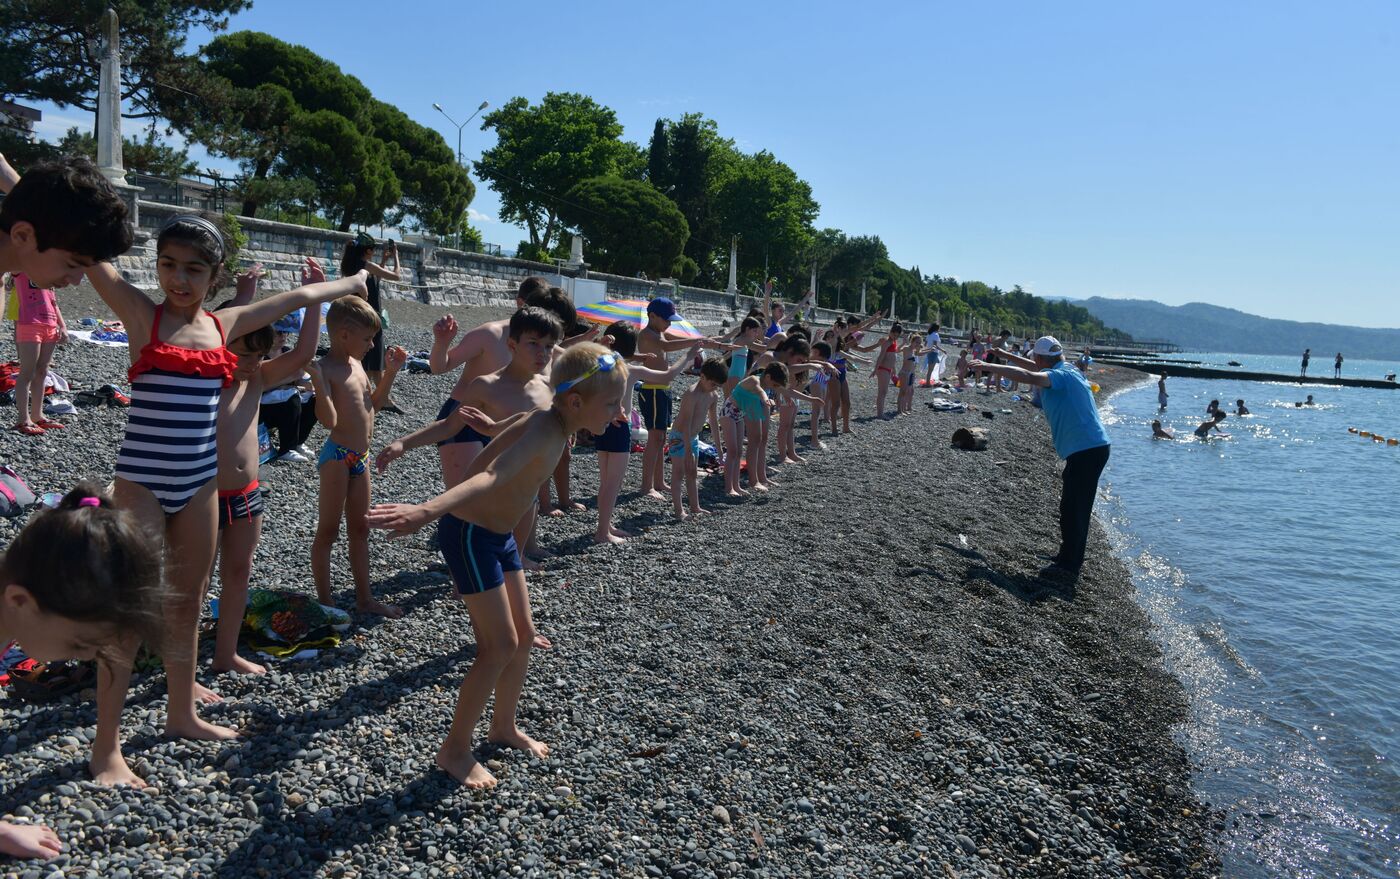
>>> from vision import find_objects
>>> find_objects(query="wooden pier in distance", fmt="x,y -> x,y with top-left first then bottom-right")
1102,359 -> 1400,390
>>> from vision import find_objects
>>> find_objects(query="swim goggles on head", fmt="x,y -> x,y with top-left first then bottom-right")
556,352 -> 619,393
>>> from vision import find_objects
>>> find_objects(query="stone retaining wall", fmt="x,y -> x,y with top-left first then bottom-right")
113,201 -> 902,334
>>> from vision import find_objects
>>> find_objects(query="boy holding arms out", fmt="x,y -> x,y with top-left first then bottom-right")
376,308 -> 562,564
368,342 -> 628,789
669,358 -> 730,520
636,298 -> 712,501
312,295 -> 407,618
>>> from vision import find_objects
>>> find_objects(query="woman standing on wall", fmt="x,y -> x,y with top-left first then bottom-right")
340,232 -> 404,412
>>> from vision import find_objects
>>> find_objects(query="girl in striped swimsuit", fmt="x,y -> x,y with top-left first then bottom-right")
83,215 -> 369,788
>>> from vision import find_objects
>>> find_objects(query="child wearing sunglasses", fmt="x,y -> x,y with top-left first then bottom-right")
367,343 -> 628,790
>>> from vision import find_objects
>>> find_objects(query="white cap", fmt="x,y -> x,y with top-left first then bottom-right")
1032,336 -> 1064,358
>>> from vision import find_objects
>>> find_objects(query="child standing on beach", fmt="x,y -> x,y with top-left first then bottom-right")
377,308 -> 561,570
367,342 -> 628,789
897,332 -> 923,414
636,298 -> 709,501
311,295 -> 406,619
591,321 -> 698,542
5,272 -> 68,435
729,363 -> 789,492
669,358 -> 729,520
0,484 -> 165,859
77,211 -> 364,786
210,287 -> 330,675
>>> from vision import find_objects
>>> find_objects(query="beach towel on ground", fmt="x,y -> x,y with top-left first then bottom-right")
68,329 -> 129,347
242,589 -> 352,658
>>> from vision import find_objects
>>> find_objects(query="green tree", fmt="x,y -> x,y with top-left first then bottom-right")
663,114 -> 737,284
646,119 -> 669,189
474,93 -> 629,254
558,177 -> 689,278
0,0 -> 249,119
278,110 -> 399,232
713,150 -> 818,290
367,100 -> 474,236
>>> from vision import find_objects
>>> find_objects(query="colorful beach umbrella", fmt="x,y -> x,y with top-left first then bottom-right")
575,299 -> 703,339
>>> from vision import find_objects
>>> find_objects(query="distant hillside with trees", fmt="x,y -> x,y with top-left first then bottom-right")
1080,298 -> 1400,361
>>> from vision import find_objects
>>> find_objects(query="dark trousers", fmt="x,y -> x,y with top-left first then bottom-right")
259,395 -> 319,455
1058,444 -> 1110,569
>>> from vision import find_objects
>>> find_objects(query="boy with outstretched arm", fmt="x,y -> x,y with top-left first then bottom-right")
669,358 -> 730,520
311,296 -> 407,618
636,298 -> 712,500
377,307 -> 561,566
367,342 -> 628,789
428,278 -> 586,488
592,321 -> 701,543
0,153 -> 132,287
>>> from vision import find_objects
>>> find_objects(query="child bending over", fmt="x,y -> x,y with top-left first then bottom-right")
0,484 -> 163,859
368,343 -> 628,789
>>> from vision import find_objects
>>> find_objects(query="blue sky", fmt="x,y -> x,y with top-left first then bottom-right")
25,0 -> 1400,327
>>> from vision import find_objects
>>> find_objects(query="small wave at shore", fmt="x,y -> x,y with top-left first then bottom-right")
1097,363 -> 1399,878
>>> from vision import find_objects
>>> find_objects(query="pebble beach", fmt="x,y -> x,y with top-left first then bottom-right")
0,291 -> 1221,878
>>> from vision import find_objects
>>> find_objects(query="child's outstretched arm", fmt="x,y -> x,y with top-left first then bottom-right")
84,261 -> 157,336
369,423 -> 544,536
371,346 -> 406,411
375,415 -> 461,474
221,258 -> 367,339
260,296 -> 321,387
432,319 -> 495,374
0,151 -> 19,191
561,323 -> 602,348
227,264 -> 265,308
627,343 -> 701,385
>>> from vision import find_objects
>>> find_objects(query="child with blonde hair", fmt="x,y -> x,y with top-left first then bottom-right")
369,343 -> 628,789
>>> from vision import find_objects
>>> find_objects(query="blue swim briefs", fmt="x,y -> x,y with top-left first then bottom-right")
438,513 -> 521,594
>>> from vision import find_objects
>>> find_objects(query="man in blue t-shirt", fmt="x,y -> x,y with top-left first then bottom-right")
971,336 -> 1111,579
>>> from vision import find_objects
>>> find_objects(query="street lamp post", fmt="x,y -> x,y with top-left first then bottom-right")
432,100 -> 490,165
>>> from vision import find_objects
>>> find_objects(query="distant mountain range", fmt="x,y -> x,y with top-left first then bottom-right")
1079,298 -> 1400,361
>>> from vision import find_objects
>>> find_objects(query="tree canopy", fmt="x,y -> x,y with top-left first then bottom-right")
0,1 -> 249,118
474,93 -> 630,258
159,31 -> 471,233
557,177 -> 689,279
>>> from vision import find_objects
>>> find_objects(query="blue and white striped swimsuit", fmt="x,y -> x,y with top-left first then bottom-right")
114,305 -> 235,515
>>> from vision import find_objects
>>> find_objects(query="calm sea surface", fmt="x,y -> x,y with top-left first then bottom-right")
1098,353 -> 1400,878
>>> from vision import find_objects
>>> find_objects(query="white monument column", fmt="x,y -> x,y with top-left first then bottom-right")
859,281 -> 866,314
726,236 -> 738,296
96,8 -> 126,184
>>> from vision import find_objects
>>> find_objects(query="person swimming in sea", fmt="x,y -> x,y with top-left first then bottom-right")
1295,394 -> 1316,407
1152,420 -> 1174,439
1235,399 -> 1250,416
1194,410 -> 1228,439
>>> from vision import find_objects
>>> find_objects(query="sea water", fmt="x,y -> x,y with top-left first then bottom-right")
1098,353 -> 1400,877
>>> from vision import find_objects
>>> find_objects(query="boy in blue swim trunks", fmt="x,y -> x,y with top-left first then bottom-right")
636,297 -> 712,501
311,295 -> 406,619
668,357 -> 729,520
368,342 -> 628,790
375,307 -> 562,571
